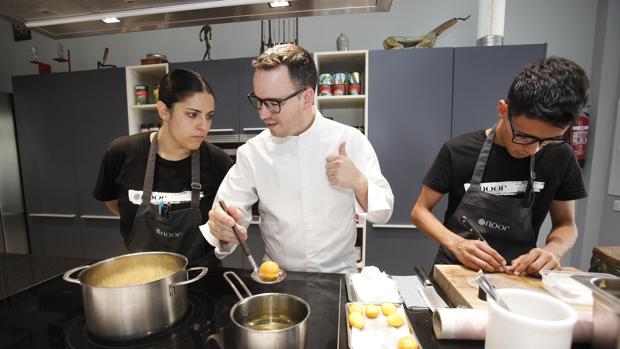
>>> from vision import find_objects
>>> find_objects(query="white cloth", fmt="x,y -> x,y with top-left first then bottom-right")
200,111 -> 394,273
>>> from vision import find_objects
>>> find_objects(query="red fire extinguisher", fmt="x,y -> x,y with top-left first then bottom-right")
564,113 -> 589,168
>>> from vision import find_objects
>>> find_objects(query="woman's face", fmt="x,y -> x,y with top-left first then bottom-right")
160,91 -> 215,151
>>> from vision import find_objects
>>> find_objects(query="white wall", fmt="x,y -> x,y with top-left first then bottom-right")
1,0 -> 616,269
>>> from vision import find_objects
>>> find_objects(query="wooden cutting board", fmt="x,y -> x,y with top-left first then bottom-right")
433,264 -> 592,312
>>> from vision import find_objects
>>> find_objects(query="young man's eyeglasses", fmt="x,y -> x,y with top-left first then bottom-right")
247,88 -> 306,114
508,114 -> 567,146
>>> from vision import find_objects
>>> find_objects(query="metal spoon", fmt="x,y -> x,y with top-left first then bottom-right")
218,200 -> 286,284
218,201 -> 259,272
475,270 -> 511,311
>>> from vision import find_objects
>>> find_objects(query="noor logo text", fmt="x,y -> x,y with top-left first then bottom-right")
477,218 -> 510,231
155,228 -> 183,238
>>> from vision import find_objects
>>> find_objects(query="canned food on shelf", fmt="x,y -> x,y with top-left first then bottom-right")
319,73 -> 333,85
332,73 -> 347,85
152,84 -> 160,103
348,84 -> 361,95
332,84 -> 346,96
135,85 -> 149,105
319,84 -> 333,96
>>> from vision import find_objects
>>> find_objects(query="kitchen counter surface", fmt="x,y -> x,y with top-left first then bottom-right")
0,253 -> 592,348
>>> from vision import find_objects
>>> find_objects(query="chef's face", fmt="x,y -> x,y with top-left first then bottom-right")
159,91 -> 215,151
497,100 -> 568,158
252,65 -> 313,138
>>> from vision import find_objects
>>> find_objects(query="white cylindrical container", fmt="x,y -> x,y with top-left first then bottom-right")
477,0 -> 506,46
485,288 -> 577,349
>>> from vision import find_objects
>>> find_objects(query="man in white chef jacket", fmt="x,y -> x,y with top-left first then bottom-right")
200,44 -> 394,273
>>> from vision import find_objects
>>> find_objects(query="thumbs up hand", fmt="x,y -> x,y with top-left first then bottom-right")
325,142 -> 364,189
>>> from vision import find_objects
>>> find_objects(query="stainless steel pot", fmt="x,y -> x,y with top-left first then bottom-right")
216,271 -> 310,349
63,251 -> 207,340
574,275 -> 620,349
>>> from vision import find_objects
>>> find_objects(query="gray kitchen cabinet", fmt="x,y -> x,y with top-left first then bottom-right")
365,48 -> 454,274
238,57 -> 265,140
451,44 -> 547,136
70,68 -> 129,259
12,73 -> 82,257
170,60 -> 240,139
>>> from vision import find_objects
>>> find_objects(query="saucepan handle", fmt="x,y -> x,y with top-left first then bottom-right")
223,271 -> 253,301
63,265 -> 90,285
169,267 -> 208,296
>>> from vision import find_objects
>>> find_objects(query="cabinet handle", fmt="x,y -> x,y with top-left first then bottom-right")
209,128 -> 235,133
29,213 -> 76,218
242,127 -> 266,132
371,224 -> 417,229
81,215 -> 120,220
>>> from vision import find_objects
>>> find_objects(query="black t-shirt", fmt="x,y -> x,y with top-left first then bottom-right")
93,132 -> 233,244
423,130 -> 587,237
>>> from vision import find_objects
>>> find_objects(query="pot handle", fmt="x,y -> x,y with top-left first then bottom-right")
169,267 -> 208,296
63,265 -> 90,285
223,271 -> 252,301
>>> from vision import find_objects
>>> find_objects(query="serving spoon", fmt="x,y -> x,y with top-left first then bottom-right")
218,200 -> 286,284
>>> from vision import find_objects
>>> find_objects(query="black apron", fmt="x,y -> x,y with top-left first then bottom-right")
435,127 -> 537,266
126,133 -> 215,266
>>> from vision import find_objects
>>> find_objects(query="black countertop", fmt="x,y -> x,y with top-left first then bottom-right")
0,253 -> 592,349
0,253 -> 92,300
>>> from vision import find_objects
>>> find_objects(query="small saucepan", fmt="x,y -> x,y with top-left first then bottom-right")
213,271 -> 310,349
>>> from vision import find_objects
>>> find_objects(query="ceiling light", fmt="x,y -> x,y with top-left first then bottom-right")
269,1 -> 290,8
102,17 -> 121,24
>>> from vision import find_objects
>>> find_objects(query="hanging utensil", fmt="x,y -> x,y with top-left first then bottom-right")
475,270 -> 511,311
267,20 -> 273,48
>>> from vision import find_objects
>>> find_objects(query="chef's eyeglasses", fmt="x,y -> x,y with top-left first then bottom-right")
508,114 -> 567,146
247,88 -> 306,114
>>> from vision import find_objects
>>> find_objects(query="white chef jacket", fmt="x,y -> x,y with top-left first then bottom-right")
201,111 -> 394,273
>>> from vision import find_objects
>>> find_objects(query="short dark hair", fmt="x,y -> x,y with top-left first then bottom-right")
507,56 -> 590,128
252,44 -> 318,91
158,69 -> 215,108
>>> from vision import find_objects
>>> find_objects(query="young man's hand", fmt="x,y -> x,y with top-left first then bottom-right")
506,248 -> 561,276
450,238 -> 507,272
325,142 -> 365,190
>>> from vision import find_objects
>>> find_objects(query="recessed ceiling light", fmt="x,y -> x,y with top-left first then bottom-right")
269,1 -> 290,8
102,17 -> 121,24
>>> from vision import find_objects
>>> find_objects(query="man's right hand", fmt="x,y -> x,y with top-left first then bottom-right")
450,238 -> 507,272
207,204 -> 248,243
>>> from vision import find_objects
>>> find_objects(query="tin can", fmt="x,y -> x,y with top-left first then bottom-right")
135,85 -> 149,105
152,84 -> 160,103
348,83 -> 361,95
319,84 -> 333,96
348,72 -> 360,85
319,73 -> 333,85
332,84 -> 346,96
332,73 -> 347,85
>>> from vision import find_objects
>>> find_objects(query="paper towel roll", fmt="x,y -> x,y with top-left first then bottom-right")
432,308 -> 593,343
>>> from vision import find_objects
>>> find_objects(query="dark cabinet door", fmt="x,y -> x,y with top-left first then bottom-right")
69,68 -> 129,259
13,73 -> 82,257
237,57 -> 265,137
170,61 -> 240,135
451,44 -> 547,136
365,48 -> 453,274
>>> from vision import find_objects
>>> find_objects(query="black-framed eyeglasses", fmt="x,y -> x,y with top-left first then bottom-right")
247,88 -> 305,114
508,114 -> 567,146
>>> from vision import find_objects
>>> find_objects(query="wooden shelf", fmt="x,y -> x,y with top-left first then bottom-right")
131,104 -> 157,111
317,95 -> 366,108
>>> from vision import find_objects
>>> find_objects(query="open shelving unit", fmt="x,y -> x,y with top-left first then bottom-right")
314,50 -> 369,270
125,63 -> 169,135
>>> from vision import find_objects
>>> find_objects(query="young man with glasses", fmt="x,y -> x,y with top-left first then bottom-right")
200,44 -> 394,273
411,57 -> 590,276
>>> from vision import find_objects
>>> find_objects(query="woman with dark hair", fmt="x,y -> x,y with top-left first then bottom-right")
94,69 -> 232,266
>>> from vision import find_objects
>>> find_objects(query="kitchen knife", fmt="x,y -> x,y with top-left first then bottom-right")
415,265 -> 449,311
